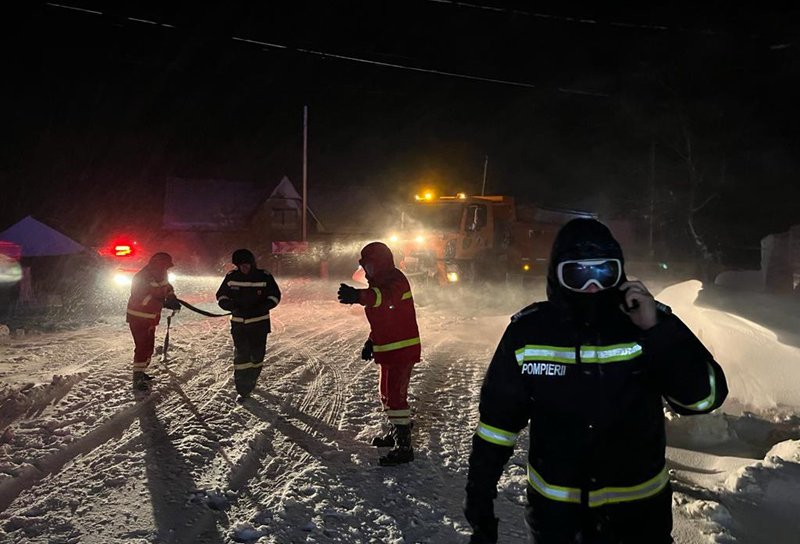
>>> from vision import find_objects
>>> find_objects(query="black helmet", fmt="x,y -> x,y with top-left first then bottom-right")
232,248 -> 256,266
149,252 -> 174,268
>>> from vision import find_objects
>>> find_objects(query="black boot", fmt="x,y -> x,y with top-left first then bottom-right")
379,424 -> 413,466
132,371 -> 152,392
372,421 -> 414,447
371,426 -> 395,447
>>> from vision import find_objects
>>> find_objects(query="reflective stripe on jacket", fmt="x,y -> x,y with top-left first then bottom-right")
359,269 -> 421,365
126,266 -> 175,325
467,301 -> 727,513
215,268 -> 281,333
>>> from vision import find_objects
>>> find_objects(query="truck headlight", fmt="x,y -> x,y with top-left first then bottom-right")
446,272 -> 459,283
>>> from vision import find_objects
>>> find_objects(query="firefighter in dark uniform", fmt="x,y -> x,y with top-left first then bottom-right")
464,219 -> 728,543
216,249 -> 281,402
338,242 -> 422,466
126,252 -> 181,391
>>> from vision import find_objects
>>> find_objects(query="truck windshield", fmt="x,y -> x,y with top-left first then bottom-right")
403,203 -> 464,230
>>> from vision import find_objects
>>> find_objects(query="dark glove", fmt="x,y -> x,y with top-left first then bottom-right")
337,283 -> 360,304
217,298 -> 236,312
164,297 -> 181,311
361,339 -> 374,361
464,494 -> 498,544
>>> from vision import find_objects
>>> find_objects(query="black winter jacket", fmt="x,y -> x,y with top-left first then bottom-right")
467,300 -> 728,513
215,268 -> 281,332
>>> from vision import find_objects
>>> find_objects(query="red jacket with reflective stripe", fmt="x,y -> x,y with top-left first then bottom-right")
126,265 -> 175,325
359,268 -> 421,365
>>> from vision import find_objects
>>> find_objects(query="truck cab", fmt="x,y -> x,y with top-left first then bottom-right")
390,194 -> 516,284
390,193 -> 594,285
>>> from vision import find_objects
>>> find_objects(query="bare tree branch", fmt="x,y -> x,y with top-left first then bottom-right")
692,193 -> 718,213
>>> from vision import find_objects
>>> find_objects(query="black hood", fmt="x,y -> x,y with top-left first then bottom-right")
546,219 -> 627,320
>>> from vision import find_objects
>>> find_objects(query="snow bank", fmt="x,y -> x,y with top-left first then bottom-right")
657,281 -> 800,414
724,439 -> 800,495
718,440 -> 800,542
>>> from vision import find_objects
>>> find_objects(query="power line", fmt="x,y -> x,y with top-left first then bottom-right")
253,39 -> 541,90
424,0 -> 798,44
45,2 -> 101,16
428,0 -> 726,32
44,2 -> 611,95
424,0 -> 726,35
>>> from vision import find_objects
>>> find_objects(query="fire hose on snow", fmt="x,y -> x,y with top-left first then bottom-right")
160,299 -> 232,363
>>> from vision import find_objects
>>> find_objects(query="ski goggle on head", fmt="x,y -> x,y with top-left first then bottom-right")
556,258 -> 622,292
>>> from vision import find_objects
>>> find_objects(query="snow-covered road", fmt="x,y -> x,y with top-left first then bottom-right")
1,278 -> 799,543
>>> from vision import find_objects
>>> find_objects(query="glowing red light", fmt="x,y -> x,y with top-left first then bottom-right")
107,237 -> 138,258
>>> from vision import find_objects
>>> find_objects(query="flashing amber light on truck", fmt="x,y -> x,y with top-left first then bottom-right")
415,191 -> 435,201
522,263 -> 531,272
456,192 -> 467,199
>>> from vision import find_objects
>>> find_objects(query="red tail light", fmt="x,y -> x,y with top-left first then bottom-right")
114,245 -> 133,256
103,238 -> 138,258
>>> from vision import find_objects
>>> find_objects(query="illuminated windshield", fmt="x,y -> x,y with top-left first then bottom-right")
403,203 -> 464,230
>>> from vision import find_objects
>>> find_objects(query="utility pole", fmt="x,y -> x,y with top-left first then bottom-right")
649,141 -> 655,259
302,105 -> 308,242
481,154 -> 488,196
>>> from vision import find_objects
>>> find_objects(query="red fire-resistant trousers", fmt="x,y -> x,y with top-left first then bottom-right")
129,320 -> 156,371
378,361 -> 415,413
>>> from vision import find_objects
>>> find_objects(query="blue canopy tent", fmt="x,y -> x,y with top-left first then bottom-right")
0,216 -> 87,310
0,216 -> 85,257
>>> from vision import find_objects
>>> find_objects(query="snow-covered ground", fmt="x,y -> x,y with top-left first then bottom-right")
1,276 -> 799,543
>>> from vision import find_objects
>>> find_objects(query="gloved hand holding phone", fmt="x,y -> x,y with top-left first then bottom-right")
618,281 -> 657,330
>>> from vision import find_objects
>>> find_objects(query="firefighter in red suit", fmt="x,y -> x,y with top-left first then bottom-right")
126,252 -> 180,391
338,242 -> 421,466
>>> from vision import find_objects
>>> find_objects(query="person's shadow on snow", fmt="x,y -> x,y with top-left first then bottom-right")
138,402 -> 227,543
243,391 -> 358,464
244,390 -> 474,543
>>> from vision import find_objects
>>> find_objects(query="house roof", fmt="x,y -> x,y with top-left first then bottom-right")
163,177 -> 271,231
163,176 -> 321,231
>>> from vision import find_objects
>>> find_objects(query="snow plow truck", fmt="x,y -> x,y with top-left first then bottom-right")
387,193 -> 595,285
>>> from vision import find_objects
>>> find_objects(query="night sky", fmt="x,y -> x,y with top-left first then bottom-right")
3,1 -> 799,262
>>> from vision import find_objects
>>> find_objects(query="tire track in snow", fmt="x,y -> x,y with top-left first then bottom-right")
398,320 -> 491,539
214,309 -> 492,543
0,327 -> 131,431
244,324 -> 365,510
0,354 -> 218,516
160,306 -> 367,543
0,391 -> 162,513
0,317 -> 232,517
3,297 -> 423,540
